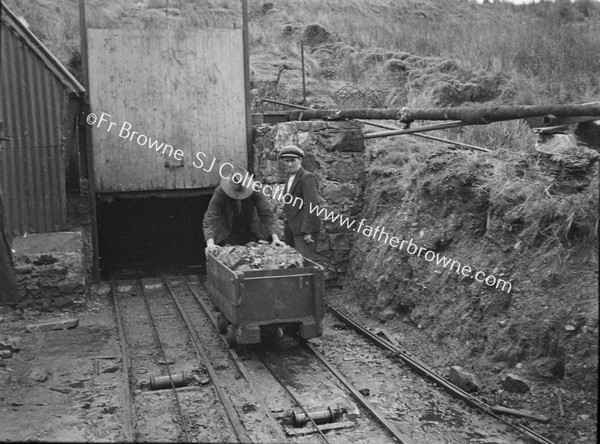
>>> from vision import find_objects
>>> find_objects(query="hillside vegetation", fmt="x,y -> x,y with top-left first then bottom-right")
250,0 -> 600,106
4,0 -> 600,105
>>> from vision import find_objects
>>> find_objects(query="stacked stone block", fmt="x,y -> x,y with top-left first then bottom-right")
253,120 -> 366,285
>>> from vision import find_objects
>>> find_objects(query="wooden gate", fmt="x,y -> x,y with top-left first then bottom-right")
87,28 -> 248,192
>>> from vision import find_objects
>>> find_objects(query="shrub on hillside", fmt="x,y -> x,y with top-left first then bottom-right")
368,139 -> 598,256
479,152 -> 599,251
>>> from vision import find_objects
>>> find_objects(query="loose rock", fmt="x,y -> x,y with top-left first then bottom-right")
33,254 -> 58,266
0,336 -> 21,352
92,284 -> 111,296
448,366 -> 481,393
14,264 -> 33,274
377,306 -> 397,322
214,243 -> 304,271
501,373 -> 531,394
50,386 -> 72,394
30,367 -> 48,382
0,350 -> 12,359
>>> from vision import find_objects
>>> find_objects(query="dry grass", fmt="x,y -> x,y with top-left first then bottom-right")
480,154 -> 599,252
6,0 -> 599,103
367,118 -> 598,260
262,0 -> 600,103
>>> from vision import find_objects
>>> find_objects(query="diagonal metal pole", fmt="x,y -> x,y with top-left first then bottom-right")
259,98 -> 488,151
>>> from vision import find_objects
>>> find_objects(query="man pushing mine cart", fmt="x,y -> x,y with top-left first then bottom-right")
202,157 -> 325,347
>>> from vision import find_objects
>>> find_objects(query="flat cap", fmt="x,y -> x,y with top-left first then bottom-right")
278,145 -> 304,158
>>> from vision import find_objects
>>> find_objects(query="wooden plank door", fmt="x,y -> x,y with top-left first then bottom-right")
87,28 -> 247,192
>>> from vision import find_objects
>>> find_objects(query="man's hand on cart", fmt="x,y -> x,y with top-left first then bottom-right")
271,233 -> 286,247
303,233 -> 314,244
205,238 -> 218,254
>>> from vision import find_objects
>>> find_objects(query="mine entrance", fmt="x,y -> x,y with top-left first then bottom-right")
97,193 -> 212,278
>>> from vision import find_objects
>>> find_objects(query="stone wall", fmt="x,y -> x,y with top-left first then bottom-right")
253,120 -> 366,285
12,232 -> 86,310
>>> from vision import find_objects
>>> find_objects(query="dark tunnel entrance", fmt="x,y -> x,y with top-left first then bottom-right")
96,193 -> 213,278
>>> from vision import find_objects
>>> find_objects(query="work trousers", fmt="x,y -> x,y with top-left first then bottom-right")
284,223 -> 319,260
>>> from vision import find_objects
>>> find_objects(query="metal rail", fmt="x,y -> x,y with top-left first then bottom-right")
302,340 -> 410,444
159,274 -> 252,444
108,273 -> 136,442
327,305 -> 556,444
193,276 -> 392,443
255,349 -> 332,444
193,271 -> 406,443
186,277 -> 289,443
136,271 -> 192,442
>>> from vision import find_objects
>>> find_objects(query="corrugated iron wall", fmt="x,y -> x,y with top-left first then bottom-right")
0,20 -> 68,236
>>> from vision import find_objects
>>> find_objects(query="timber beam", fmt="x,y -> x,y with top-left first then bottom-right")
287,104 -> 600,125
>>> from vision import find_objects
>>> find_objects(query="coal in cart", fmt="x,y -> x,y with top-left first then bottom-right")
206,250 -> 325,347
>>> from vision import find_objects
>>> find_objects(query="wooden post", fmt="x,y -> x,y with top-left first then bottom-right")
1,119 -> 20,304
80,0 -> 100,282
301,41 -> 306,104
241,0 -> 253,172
0,173 -> 20,305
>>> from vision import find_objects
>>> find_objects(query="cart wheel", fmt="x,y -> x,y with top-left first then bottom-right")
226,326 -> 239,348
217,314 -> 228,334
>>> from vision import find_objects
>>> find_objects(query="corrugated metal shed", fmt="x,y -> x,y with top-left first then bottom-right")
0,3 -> 85,236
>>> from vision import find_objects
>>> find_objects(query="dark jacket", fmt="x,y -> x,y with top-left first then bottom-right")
283,167 -> 321,235
203,186 -> 274,244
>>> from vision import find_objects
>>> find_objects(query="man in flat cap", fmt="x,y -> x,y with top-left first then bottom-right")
203,166 -> 285,253
279,145 -> 321,259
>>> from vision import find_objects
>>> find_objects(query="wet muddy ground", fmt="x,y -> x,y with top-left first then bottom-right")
0,285 -> 593,443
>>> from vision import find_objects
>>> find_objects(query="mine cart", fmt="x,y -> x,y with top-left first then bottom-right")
206,252 -> 325,347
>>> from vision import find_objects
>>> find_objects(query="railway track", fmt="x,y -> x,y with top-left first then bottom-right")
110,266 -> 283,443
108,267 -> 554,443
326,305 -> 556,444
109,269 -> 235,442
190,277 -> 406,443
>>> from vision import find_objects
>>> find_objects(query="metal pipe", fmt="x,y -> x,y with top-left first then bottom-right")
259,97 -> 488,151
399,132 -> 491,152
364,121 -> 470,138
292,407 -> 341,426
161,276 -> 252,444
303,341 -> 409,444
150,372 -> 189,390
260,97 -> 309,110
286,104 -> 600,124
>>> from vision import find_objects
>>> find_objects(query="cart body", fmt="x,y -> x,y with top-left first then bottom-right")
206,253 -> 325,345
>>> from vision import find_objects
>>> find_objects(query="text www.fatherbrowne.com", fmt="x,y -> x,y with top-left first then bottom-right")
84,111 -> 511,293
307,202 -> 512,293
